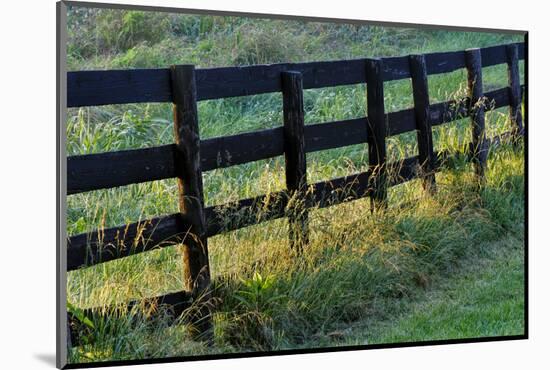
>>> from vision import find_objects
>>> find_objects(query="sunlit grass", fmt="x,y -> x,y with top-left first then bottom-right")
68,137 -> 524,362
66,9 -> 525,363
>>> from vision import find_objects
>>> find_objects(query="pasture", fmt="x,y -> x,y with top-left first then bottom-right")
65,7 -> 525,363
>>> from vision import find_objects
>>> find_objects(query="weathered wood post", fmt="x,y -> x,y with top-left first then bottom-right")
409,54 -> 437,194
170,64 -> 212,341
506,44 -> 524,143
465,49 -> 488,184
365,58 -> 388,210
281,71 -> 309,251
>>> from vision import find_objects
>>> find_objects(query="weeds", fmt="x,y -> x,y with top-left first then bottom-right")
66,7 -> 524,363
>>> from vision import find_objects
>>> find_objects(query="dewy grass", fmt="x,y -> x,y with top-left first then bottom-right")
66,8 -> 524,363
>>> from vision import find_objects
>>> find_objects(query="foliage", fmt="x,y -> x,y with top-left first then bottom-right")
67,7 -> 171,61
67,302 -> 94,330
65,6 -> 525,363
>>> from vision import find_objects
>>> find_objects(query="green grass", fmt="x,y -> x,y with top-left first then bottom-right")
67,141 -> 525,363
342,237 -> 524,346
65,6 -> 525,364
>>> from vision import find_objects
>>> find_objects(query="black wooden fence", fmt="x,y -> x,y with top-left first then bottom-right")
66,42 -> 525,344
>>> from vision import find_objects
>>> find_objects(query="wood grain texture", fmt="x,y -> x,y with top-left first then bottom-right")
282,71 -> 309,250
205,191 -> 288,237
171,64 -> 210,294
465,49 -> 488,182
409,54 -> 437,193
305,118 -> 367,153
201,127 -> 284,171
67,213 -> 184,271
67,68 -> 171,107
67,127 -> 523,272
506,44 -> 524,140
170,65 -> 212,339
365,58 -> 388,208
66,85 -> 520,195
67,145 -> 176,194
482,42 -> 525,68
67,126 -> 521,274
425,50 -> 465,75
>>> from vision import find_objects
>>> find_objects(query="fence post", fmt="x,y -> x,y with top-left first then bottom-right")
282,71 -> 309,251
506,44 -> 524,142
170,64 -> 212,341
365,58 -> 388,210
409,54 -> 437,194
465,49 -> 488,184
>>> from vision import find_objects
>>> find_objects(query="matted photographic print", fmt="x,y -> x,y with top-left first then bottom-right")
57,1 -> 527,367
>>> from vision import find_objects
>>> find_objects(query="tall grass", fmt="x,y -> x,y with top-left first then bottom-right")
66,6 -> 525,363
68,138 -> 524,362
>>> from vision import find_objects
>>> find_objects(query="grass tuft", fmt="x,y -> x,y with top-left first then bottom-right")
66,7 -> 524,363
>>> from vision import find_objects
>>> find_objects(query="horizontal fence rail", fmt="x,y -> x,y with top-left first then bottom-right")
66,130 -> 517,272
66,41 -> 526,345
67,43 -> 524,107
67,85 -> 521,194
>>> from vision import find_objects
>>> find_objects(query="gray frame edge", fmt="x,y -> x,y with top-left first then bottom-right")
57,1 -> 68,368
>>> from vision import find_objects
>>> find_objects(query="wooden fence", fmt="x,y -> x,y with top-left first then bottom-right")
66,42 -> 525,345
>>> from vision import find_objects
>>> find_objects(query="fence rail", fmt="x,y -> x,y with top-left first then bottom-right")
66,42 -> 526,344
67,86 -> 516,194
67,42 -> 523,107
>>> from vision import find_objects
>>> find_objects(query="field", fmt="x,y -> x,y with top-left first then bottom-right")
65,7 -> 525,363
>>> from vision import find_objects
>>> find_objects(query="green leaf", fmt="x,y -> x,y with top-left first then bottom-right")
67,301 -> 95,329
